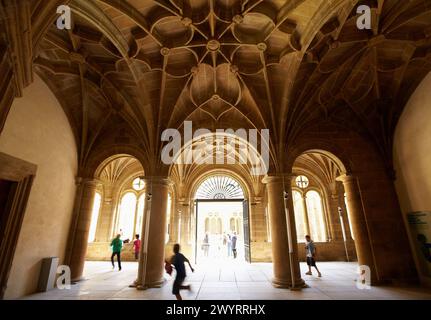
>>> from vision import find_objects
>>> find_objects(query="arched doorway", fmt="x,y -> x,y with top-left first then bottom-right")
85,154 -> 147,266
291,150 -> 358,272
193,175 -> 250,264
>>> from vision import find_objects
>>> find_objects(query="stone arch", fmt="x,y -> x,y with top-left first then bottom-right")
188,168 -> 252,202
287,143 -> 352,175
82,145 -> 148,179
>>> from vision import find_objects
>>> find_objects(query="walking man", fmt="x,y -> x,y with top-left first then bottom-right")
305,235 -> 322,277
110,234 -> 123,271
231,232 -> 238,259
202,233 -> 210,257
227,233 -> 232,257
170,243 -> 194,300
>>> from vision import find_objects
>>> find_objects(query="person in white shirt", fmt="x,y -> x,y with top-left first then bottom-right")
305,235 -> 322,277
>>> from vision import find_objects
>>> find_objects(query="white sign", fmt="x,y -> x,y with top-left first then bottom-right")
407,212 -> 431,277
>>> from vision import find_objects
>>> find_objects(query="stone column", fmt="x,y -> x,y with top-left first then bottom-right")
135,177 -> 171,288
263,175 -> 305,289
337,175 -> 377,283
69,178 -> 99,281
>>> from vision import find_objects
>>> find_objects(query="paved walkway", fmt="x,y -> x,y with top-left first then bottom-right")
23,260 -> 431,300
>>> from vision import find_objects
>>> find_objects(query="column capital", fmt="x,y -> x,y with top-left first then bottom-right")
142,176 -> 173,187
178,198 -> 190,206
336,174 -> 357,184
262,173 -> 293,185
251,196 -> 263,204
75,177 -> 101,188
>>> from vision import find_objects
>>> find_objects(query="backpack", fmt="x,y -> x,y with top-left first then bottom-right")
164,260 -> 173,276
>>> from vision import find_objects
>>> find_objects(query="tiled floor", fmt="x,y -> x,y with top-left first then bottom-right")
22,260 -> 431,300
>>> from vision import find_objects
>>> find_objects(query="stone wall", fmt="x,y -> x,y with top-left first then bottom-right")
86,242 -> 139,262
0,76 -> 78,298
251,241 -> 357,263
87,240 -> 357,263
394,71 -> 431,286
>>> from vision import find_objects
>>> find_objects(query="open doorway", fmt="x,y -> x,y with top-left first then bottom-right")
192,175 -> 251,265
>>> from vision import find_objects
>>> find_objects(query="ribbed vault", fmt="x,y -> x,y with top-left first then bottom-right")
1,0 -> 431,175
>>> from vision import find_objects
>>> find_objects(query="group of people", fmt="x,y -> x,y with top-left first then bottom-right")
201,232 -> 238,259
109,233 -> 141,271
164,235 -> 322,300
108,233 -> 322,300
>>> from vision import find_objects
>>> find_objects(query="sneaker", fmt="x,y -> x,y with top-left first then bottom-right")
305,271 -> 312,275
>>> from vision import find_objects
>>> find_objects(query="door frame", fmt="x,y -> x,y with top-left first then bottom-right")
0,152 -> 36,299
193,198 -> 251,264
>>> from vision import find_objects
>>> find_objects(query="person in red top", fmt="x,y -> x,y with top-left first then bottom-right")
133,234 -> 141,260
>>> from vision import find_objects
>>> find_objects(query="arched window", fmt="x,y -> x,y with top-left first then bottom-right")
295,175 -> 309,189
265,206 -> 272,242
136,194 -> 146,238
118,192 -> 137,240
195,176 -> 244,199
344,193 -> 355,240
88,193 -> 102,243
306,191 -> 327,242
217,217 -> 222,234
205,218 -> 210,233
230,217 -> 236,233
166,194 -> 172,244
293,190 -> 306,243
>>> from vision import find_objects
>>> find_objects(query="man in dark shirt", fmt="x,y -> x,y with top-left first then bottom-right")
170,243 -> 194,300
231,232 -> 238,259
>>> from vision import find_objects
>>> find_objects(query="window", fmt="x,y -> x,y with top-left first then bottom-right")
344,193 -> 355,240
230,217 -> 235,232
118,192 -> 137,240
265,206 -> 272,242
306,191 -> 327,242
132,177 -> 145,191
88,193 -> 102,243
195,176 -> 244,199
292,190 -> 307,242
295,175 -> 309,189
166,193 -> 172,244
136,194 -> 146,238
217,217 -> 222,234
205,218 -> 210,233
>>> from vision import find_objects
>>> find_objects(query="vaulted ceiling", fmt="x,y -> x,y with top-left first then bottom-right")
1,0 -> 431,175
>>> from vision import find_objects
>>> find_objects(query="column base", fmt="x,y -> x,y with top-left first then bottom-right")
71,276 -> 86,283
133,278 -> 166,290
272,277 -> 307,290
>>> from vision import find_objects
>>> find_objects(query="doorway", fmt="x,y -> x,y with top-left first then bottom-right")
192,175 -> 251,265
0,152 -> 36,299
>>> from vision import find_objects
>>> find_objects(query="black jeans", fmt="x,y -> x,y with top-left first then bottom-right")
111,252 -> 122,269
232,249 -> 237,259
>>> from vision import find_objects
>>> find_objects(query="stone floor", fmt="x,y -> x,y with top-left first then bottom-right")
22,260 -> 431,300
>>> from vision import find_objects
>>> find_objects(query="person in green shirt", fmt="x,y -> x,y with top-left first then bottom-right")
110,234 -> 123,271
